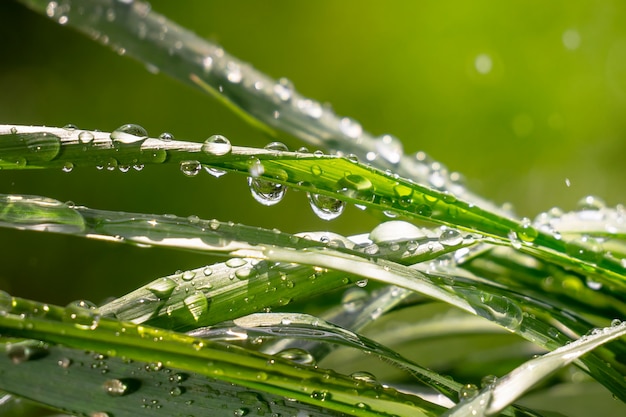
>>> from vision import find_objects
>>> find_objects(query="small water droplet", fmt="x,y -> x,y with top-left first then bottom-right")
577,195 -> 605,211
439,228 -> 463,246
181,270 -> 196,281
57,357 -> 72,368
351,371 -> 380,386
275,348 -> 316,366
307,193 -> 345,220
310,165 -> 323,176
311,390 -> 331,401
159,132 -> 174,141
355,279 -> 368,288
180,160 -> 202,177
481,375 -> 498,388
169,386 -> 184,397
233,408 -> 249,417
62,162 -> 74,172
103,378 -> 138,397
64,300 -> 100,330
201,134 -> 231,156
78,131 -> 95,144
337,174 -> 374,202
459,383 -> 479,401
518,217 -> 538,242
611,318 -> 622,327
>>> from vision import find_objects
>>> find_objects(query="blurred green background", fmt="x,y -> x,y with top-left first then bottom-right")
0,0 -> 625,305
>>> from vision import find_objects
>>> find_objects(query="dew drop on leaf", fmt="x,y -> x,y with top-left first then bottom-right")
307,192 -> 346,220
201,134 -> 231,156
247,177 -> 286,206
111,123 -> 148,145
275,348 -> 316,366
63,300 -> 101,330
439,228 -> 463,246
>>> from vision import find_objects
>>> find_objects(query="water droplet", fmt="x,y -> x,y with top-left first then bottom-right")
355,279 -> 368,288
226,258 -> 247,268
339,117 -> 362,139
342,287 -> 368,312
459,383 -> 479,401
273,78 -> 293,101
375,134 -> 403,165
180,270 -> 196,281
110,123 -> 148,145
518,217 -> 538,242
62,162 -> 74,172
201,134 -> 231,156
307,193 -> 346,220
275,348 -> 316,366
226,61 -> 242,83
247,177 -> 286,206
169,386 -> 184,397
103,378 -> 138,397
439,228 -> 463,246
351,371 -> 380,386
235,267 -> 256,280
370,221 -> 425,243
158,132 -> 174,141
611,318 -> 622,327
78,131 -> 95,144
311,390 -> 331,401
0,290 -> 13,315
310,165 -> 323,176
337,174 -> 374,202
233,408 -> 249,417
64,300 -> 101,330
463,290 -> 523,330
147,277 -> 177,299
7,341 -> 49,364
180,160 -> 202,177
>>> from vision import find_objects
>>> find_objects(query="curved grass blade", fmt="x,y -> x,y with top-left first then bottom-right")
1,192 -> 625,401
0,296 -> 444,417
17,0 -> 507,219
443,320 -> 626,417
0,341 -> 348,417
1,124 -> 624,294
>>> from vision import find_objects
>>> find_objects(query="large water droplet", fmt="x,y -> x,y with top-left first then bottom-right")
110,124 -> 148,145
370,221 -> 425,243
64,300 -> 101,329
337,174 -> 374,203
147,277 -> 177,299
375,134 -> 403,165
463,290 -> 523,330
439,228 -> 463,246
275,348 -> 316,366
307,193 -> 346,220
247,177 -> 286,206
201,134 -> 231,156
459,383 -> 479,402
7,341 -> 49,364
